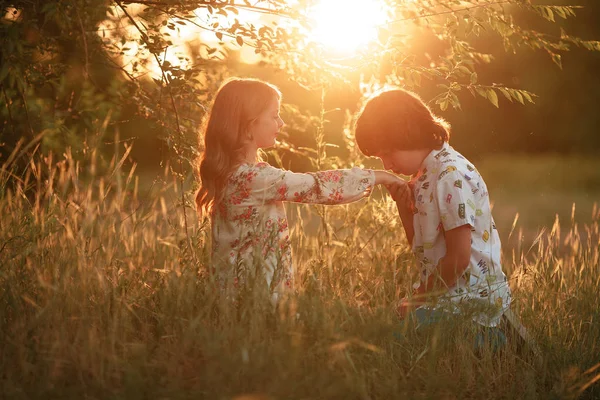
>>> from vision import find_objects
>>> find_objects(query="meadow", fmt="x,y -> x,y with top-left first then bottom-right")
1,149 -> 599,399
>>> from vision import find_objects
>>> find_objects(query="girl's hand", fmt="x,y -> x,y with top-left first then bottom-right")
374,170 -> 404,187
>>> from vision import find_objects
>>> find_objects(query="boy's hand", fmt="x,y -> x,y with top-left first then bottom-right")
385,181 -> 412,207
396,296 -> 426,319
396,297 -> 416,319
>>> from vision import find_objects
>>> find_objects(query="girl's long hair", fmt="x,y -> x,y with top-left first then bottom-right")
196,78 -> 281,217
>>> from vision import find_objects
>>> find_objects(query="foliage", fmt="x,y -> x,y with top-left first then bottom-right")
2,0 -> 600,171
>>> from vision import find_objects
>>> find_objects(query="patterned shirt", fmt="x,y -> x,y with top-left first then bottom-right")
410,144 -> 511,327
212,162 -> 375,304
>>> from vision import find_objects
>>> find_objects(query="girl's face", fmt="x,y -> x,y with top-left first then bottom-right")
376,149 -> 428,176
250,97 -> 284,149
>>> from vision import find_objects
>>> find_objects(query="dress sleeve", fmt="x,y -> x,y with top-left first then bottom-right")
251,163 -> 375,205
435,167 -> 478,231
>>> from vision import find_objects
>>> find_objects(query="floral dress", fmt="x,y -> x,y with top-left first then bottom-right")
211,162 -> 375,303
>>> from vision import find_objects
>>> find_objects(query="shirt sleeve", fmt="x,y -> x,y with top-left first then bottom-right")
435,167 -> 477,231
251,163 -> 375,205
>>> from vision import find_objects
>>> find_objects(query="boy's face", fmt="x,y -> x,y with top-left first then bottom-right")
375,149 -> 428,176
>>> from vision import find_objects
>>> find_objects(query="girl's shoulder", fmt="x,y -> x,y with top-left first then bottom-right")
255,161 -> 272,170
235,161 -> 272,170
230,162 -> 284,183
253,162 -> 286,180
231,162 -> 270,173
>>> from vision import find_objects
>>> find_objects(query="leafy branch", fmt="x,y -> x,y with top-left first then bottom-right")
116,0 -> 196,259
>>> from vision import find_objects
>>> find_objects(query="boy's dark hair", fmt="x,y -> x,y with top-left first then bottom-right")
354,88 -> 450,156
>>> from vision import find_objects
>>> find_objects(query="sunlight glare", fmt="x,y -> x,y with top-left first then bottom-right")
99,5 -> 267,81
308,0 -> 387,53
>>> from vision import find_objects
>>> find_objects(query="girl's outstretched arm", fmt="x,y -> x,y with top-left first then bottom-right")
249,163 -> 403,205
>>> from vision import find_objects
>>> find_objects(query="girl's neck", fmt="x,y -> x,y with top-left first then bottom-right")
243,144 -> 258,164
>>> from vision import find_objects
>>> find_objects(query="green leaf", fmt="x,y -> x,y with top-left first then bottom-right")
215,32 -> 223,41
475,87 -> 488,99
470,72 -> 478,85
498,88 -> 512,102
551,53 -> 563,69
440,98 -> 449,111
522,91 -> 535,104
457,65 -> 470,75
487,89 -> 499,108
514,91 -> 524,105
236,36 -> 244,46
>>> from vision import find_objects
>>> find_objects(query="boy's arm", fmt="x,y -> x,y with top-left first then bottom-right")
415,224 -> 471,296
385,182 -> 415,245
395,199 -> 415,246
398,224 -> 471,317
416,168 -> 477,298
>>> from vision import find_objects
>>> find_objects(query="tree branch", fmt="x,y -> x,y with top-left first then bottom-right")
384,0 -> 511,27
75,6 -> 90,81
1,85 -> 15,136
116,0 -> 196,262
117,0 -> 296,18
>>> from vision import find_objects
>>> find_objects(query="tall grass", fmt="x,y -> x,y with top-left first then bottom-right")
1,145 -> 599,399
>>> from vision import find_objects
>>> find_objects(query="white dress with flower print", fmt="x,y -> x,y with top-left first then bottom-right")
211,162 -> 375,303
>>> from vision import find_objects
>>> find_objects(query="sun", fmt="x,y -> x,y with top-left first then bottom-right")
308,0 -> 387,54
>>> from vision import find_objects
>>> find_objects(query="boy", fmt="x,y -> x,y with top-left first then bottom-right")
355,88 -> 511,329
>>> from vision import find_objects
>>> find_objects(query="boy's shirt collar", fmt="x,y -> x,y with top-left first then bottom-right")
412,143 -> 449,182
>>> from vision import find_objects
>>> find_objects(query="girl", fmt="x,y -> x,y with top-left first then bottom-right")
196,78 -> 404,305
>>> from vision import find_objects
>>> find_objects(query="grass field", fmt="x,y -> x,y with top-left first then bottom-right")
477,154 -> 600,249
1,152 -> 599,399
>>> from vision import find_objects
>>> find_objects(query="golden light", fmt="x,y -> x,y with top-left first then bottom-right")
102,1 -> 391,79
98,4 -> 269,81
308,0 -> 387,54
195,7 -> 263,64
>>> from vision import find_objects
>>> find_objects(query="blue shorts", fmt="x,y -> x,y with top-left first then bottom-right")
396,307 -> 507,352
